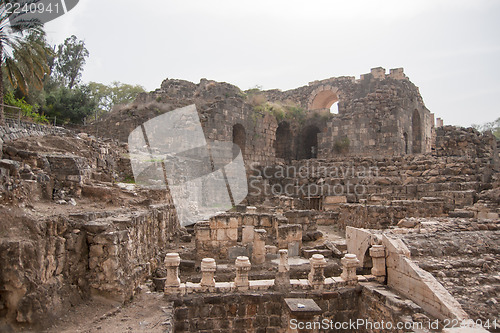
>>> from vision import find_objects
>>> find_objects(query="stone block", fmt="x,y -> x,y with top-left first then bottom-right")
228,217 -> 239,229
216,229 -> 227,241
228,246 -> 249,260
288,241 -> 300,257
67,175 -> 82,182
196,228 -> 211,241
226,228 -> 238,241
260,215 -> 272,227
324,195 -> 347,204
242,225 -> 254,244
89,244 -> 104,257
217,217 -> 229,229
265,245 -> 278,255
302,249 -> 333,259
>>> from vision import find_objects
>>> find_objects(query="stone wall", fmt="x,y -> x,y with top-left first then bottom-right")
358,282 -> 437,333
1,133 -> 134,201
266,67 -> 434,157
172,293 -> 285,332
345,227 -> 470,322
194,211 -> 289,261
0,121 -> 68,158
0,204 -> 179,327
170,287 -> 437,333
335,198 -> 446,230
95,79 -> 280,166
0,210 -> 89,326
248,142 -> 496,210
171,291 -> 358,333
435,126 -> 499,160
81,204 -> 179,301
383,234 -> 469,321
96,67 -> 435,166
401,218 -> 500,326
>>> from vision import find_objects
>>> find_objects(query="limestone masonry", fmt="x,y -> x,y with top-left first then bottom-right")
0,67 -> 498,332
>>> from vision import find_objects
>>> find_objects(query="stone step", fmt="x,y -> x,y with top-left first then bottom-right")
448,210 -> 475,218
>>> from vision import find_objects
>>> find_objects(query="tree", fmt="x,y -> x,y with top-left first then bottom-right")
53,35 -> 89,89
88,81 -> 145,116
43,84 -> 97,124
0,0 -> 46,125
473,117 -> 500,140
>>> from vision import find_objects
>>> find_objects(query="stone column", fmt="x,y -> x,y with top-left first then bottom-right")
308,254 -> 327,288
341,253 -> 360,285
200,258 -> 216,287
234,256 -> 251,290
165,253 -> 181,292
252,229 -> 267,264
369,245 -> 386,283
275,249 -> 290,290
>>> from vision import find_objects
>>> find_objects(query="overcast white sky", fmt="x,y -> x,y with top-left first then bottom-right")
44,0 -> 500,127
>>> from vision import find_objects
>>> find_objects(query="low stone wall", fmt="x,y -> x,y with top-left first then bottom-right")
195,212 -> 284,260
336,198 -> 446,230
195,217 -> 239,260
194,211 -> 313,261
172,293 -> 285,332
359,282 -> 438,333
81,204 -> 179,301
345,227 -> 471,323
284,210 -> 317,233
0,212 -> 89,326
171,286 -> 438,333
249,145 -> 497,210
277,224 -> 302,257
383,234 -> 469,321
0,121 -> 68,158
0,204 -> 179,327
171,289 -> 358,332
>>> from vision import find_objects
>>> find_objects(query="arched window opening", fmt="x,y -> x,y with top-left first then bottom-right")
303,125 -> 321,159
330,101 -> 339,114
274,122 -> 292,160
310,90 -> 339,111
412,110 -> 422,154
360,248 -> 373,275
403,132 -> 408,154
232,124 -> 246,157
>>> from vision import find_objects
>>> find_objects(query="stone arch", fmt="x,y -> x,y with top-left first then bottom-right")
274,121 -> 292,160
307,85 -> 340,111
301,125 -> 321,159
412,110 -> 422,154
362,247 -> 373,273
232,123 -> 246,156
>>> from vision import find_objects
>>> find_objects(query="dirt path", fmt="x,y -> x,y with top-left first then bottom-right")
38,287 -> 172,333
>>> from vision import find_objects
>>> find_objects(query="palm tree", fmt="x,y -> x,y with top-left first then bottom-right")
0,0 -> 46,125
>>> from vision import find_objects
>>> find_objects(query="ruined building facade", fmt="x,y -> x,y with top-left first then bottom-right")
98,67 -> 435,164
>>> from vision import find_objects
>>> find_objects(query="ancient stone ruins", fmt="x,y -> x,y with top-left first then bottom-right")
0,67 -> 498,332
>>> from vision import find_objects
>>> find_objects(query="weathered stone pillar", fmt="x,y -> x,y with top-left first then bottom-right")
275,249 -> 290,290
252,229 -> 267,264
308,254 -> 327,288
369,245 -> 386,283
341,253 -> 360,285
234,256 -> 251,290
200,258 -> 216,287
165,253 -> 181,292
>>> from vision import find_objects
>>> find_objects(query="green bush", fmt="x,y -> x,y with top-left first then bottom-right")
252,100 -> 306,123
3,91 -> 49,124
